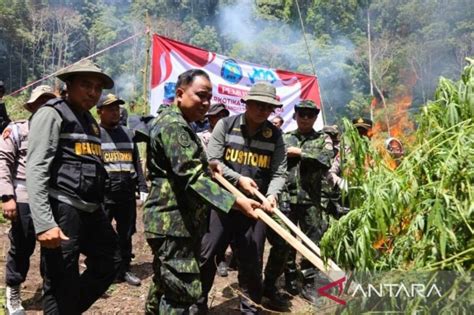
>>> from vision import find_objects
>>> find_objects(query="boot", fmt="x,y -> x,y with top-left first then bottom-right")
5,285 -> 25,315
262,284 -> 290,311
284,271 -> 300,296
123,271 -> 142,286
300,283 -> 317,304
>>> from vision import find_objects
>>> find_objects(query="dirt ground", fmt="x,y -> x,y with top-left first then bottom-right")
0,204 -> 323,315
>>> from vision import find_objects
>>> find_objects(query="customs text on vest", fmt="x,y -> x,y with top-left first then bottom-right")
47,100 -> 106,203
222,114 -> 280,194
100,125 -> 137,201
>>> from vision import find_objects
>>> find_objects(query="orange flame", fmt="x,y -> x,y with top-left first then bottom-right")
370,69 -> 417,147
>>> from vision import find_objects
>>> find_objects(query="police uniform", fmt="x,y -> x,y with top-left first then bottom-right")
200,82 -> 287,314
264,101 -> 334,302
143,104 -> 236,314
26,61 -> 121,314
1,121 -> 36,302
321,125 -> 346,218
99,95 -> 148,283
1,85 -> 56,314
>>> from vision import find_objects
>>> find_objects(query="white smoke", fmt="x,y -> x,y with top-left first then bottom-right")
217,0 -> 356,124
112,73 -> 136,102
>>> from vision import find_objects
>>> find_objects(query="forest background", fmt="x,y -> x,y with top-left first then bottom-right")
1,0 -> 473,126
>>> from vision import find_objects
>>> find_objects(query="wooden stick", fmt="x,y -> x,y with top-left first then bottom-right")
252,189 -> 343,272
213,173 -> 345,282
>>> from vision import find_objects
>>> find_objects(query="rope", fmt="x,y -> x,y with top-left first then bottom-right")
7,30 -> 147,97
294,0 -> 327,125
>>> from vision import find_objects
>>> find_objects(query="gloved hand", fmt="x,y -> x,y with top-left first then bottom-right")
140,192 -> 149,202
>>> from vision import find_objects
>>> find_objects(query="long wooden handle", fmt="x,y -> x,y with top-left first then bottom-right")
252,189 -> 343,272
213,173 -> 344,282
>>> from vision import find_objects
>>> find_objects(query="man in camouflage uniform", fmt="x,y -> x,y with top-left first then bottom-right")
143,69 -> 260,314
1,85 -> 56,314
321,125 -> 348,218
264,100 -> 334,304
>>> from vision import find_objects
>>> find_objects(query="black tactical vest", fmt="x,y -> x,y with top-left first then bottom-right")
100,125 -> 137,201
221,114 -> 280,194
47,100 -> 106,204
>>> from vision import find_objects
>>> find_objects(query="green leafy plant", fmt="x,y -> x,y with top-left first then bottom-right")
321,58 -> 474,272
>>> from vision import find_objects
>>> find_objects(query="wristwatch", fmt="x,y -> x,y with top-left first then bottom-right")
1,195 -> 14,202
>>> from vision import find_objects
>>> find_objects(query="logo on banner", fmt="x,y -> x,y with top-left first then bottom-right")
164,82 -> 176,104
248,67 -> 277,84
221,59 -> 243,84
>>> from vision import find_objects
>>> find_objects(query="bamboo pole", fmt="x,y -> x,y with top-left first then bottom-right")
213,173 -> 345,283
252,189 -> 342,272
143,11 -> 152,111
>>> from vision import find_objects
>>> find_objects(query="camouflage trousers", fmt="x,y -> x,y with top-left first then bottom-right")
145,235 -> 202,315
264,203 -> 328,289
286,203 -> 327,283
263,208 -> 291,289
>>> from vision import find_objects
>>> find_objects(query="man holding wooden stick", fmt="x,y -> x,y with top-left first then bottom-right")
143,69 -> 261,314
264,100 -> 334,304
199,82 -> 287,314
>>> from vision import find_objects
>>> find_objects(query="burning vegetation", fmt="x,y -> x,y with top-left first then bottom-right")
319,58 -> 473,313
321,57 -> 473,271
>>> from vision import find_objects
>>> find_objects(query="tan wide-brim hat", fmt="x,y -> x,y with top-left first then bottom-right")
56,59 -> 114,89
242,82 -> 282,107
97,93 -> 125,109
25,85 -> 56,106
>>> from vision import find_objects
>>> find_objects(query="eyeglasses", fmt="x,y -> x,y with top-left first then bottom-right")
297,110 -> 318,119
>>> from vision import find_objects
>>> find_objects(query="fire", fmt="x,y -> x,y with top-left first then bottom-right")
370,69 -> 417,155
389,94 -> 415,141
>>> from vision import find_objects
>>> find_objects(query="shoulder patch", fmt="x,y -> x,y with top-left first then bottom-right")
262,127 -> 273,138
178,131 -> 191,147
324,135 -> 333,150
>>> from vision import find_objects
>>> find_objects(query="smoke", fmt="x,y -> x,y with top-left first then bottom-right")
217,0 -> 356,124
219,0 -> 258,45
112,73 -> 136,102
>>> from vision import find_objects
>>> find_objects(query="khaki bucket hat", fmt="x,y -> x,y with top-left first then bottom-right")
242,82 -> 282,107
57,59 -> 114,89
26,85 -> 56,105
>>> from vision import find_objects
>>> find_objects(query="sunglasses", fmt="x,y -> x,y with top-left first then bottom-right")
297,110 -> 318,119
254,102 -> 275,113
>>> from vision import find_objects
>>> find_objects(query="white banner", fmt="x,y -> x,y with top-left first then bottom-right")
150,34 -> 323,131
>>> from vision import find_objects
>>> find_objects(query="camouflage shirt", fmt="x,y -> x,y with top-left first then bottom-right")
284,129 -> 334,205
143,105 -> 236,239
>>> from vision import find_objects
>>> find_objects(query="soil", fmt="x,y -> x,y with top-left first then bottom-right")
0,204 -> 319,314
